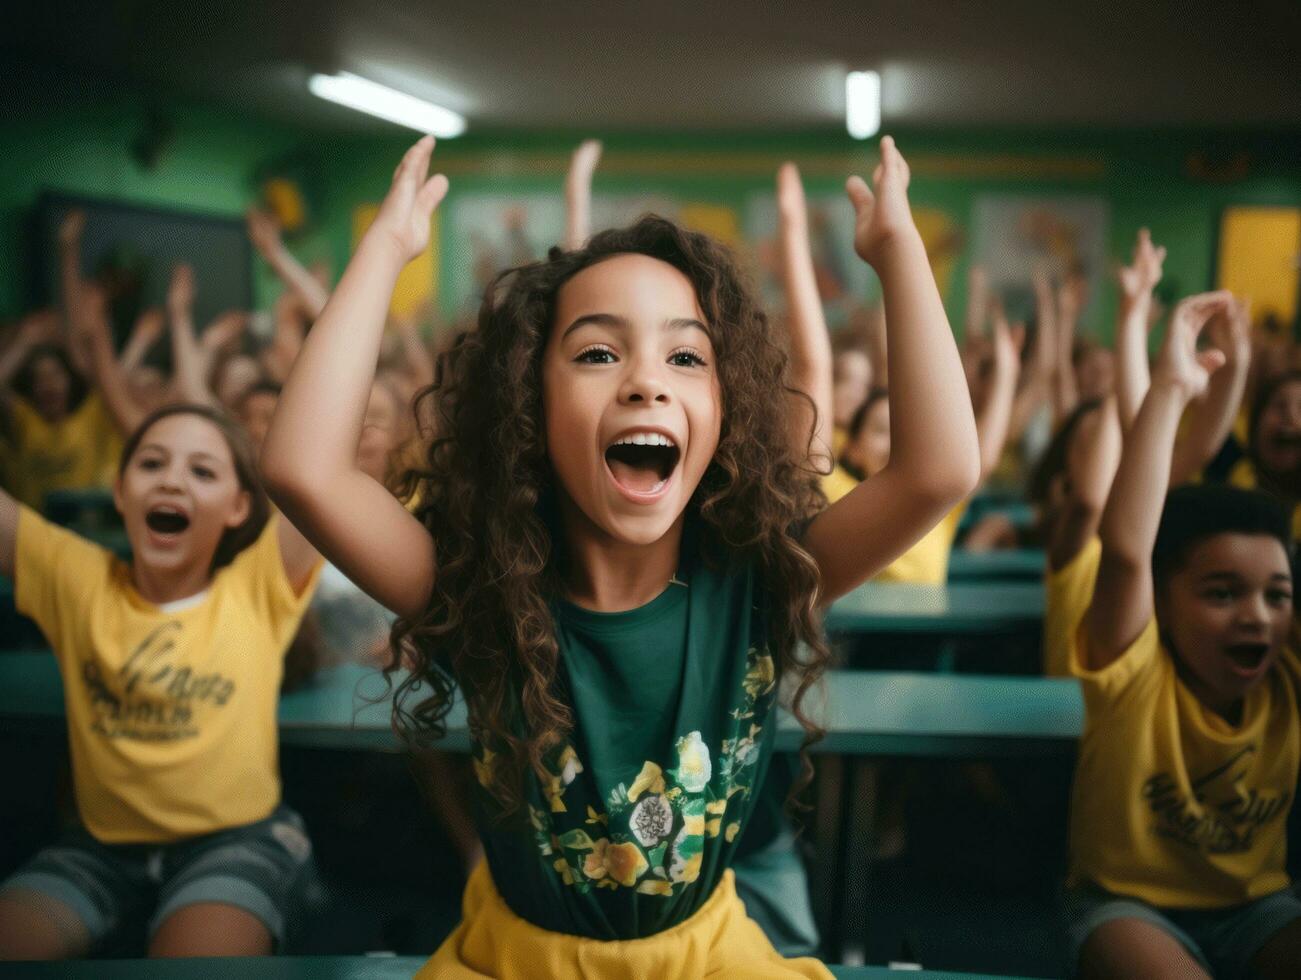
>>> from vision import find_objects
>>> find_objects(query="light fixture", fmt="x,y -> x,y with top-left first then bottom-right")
845,70 -> 881,140
308,71 -> 466,138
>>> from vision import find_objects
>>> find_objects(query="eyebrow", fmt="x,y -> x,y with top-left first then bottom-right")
138,444 -> 222,465
561,313 -> 710,341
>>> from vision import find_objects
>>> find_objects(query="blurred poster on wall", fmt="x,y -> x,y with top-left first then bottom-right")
971,194 -> 1109,323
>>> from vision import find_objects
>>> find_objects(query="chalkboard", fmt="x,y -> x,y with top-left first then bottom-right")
32,193 -> 253,344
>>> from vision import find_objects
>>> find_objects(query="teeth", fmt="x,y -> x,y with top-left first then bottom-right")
612,432 -> 675,448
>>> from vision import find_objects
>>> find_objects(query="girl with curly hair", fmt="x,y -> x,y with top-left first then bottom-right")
262,135 -> 979,976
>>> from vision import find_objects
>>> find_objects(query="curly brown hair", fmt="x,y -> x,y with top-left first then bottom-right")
390,215 -> 831,817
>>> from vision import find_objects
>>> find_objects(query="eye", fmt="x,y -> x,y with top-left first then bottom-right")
138,457 -> 162,471
192,466 -> 216,480
1202,587 -> 1234,603
668,347 -> 707,368
575,344 -> 617,364
1267,588 -> 1293,607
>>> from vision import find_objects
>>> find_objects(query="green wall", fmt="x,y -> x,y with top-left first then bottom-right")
3,99 -> 1299,344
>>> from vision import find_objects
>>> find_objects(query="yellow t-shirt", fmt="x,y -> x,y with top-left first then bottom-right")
2,394 -> 122,510
1067,617 -> 1301,908
820,465 -> 966,585
16,507 -> 322,843
1228,458 -> 1301,542
831,426 -> 848,458
1042,537 -> 1101,678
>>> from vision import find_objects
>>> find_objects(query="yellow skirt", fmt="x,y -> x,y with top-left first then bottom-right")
417,861 -> 833,979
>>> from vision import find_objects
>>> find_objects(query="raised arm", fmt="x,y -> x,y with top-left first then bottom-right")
1084,292 -> 1232,669
776,162 -> 834,472
802,137 -> 980,601
394,312 -> 436,389
261,136 -> 447,619
1051,279 -> 1082,425
56,209 -> 93,378
974,304 -> 1022,483
118,307 -> 165,375
1007,267 -> 1056,442
1169,297 -> 1251,486
1114,228 -> 1165,431
247,209 -> 330,321
1046,397 -> 1121,571
563,139 -> 603,251
70,285 -> 148,437
165,263 -> 216,406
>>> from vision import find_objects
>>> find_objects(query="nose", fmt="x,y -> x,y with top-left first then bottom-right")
618,355 -> 671,405
1235,592 -> 1271,632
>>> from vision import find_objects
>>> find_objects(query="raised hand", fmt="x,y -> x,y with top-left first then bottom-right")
777,161 -> 808,226
1206,295 -> 1252,368
15,309 -> 61,349
846,135 -> 916,268
1154,292 -> 1234,399
564,139 -> 603,250
365,136 -> 449,266
200,310 -> 249,354
167,263 -> 196,318
1118,228 -> 1166,306
246,208 -> 282,257
59,208 -> 86,246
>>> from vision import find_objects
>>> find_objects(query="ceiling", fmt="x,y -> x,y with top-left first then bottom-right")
5,0 -> 1301,133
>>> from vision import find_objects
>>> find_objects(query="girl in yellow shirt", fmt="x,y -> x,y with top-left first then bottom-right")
0,404 -> 322,960
1067,291 -> 1301,979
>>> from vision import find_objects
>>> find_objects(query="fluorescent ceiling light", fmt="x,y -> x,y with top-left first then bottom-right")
308,71 -> 466,138
845,70 -> 881,140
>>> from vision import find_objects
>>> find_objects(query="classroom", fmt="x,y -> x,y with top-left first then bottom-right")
2,3 -> 1300,978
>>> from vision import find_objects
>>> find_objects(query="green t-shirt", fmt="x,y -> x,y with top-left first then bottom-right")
474,553 -> 778,939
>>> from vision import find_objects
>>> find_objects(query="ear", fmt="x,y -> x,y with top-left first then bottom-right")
226,489 -> 252,530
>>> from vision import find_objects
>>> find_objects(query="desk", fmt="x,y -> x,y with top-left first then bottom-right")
0,955 -> 1049,979
826,583 -> 1043,636
0,654 -> 1084,758
947,549 -> 1044,583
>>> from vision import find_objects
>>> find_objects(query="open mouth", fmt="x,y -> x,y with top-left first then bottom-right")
604,433 -> 681,496
1225,642 -> 1270,674
145,506 -> 191,536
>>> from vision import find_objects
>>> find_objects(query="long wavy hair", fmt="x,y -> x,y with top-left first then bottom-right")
390,216 -> 831,817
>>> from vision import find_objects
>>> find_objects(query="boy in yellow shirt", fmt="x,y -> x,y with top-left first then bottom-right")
1066,291 -> 1301,979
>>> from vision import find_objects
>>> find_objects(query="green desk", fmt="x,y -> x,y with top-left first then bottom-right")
826,583 -> 1043,635
0,955 -> 1048,979
947,549 -> 1044,583
0,654 -> 1084,757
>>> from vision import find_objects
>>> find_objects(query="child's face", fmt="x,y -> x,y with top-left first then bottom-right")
30,353 -> 72,422
238,390 -> 279,454
357,382 -> 401,483
832,351 -> 872,427
848,399 -> 891,478
542,253 -> 722,547
1255,379 -> 1301,479
114,414 -> 251,581
1160,532 -> 1293,711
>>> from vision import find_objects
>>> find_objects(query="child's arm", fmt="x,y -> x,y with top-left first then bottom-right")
776,162 -> 834,473
165,264 -> 216,406
261,136 -> 448,619
802,137 -> 980,601
965,264 -> 989,342
1114,228 -> 1165,431
394,311 -> 436,389
974,304 -> 1022,483
1046,397 -> 1121,571
1051,280 -> 1081,425
70,285 -> 147,436
247,209 -> 330,321
118,307 -> 165,375
563,140 -> 602,251
0,484 -> 16,579
1006,267 -> 1055,443
1169,297 -> 1251,486
56,209 -> 93,378
1084,292 -> 1232,669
